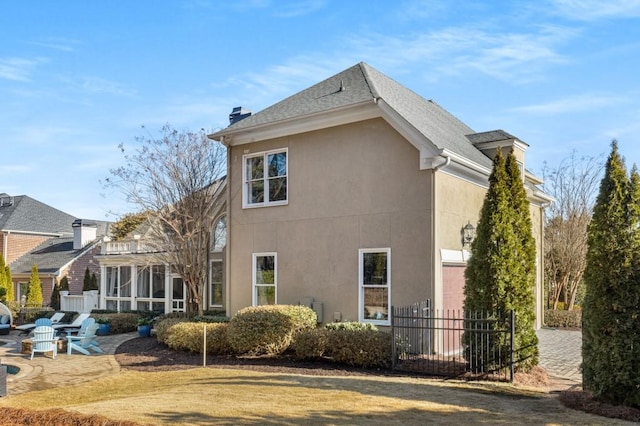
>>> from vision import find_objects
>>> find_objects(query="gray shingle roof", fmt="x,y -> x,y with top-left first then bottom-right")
9,237 -> 97,275
212,62 -> 493,169
0,194 -> 76,234
466,130 -> 523,146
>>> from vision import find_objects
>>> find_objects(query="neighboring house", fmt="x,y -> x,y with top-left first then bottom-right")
95,180 -> 227,314
0,193 -> 108,304
209,62 -> 552,328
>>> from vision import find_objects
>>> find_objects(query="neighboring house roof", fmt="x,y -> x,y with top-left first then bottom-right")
0,193 -> 76,235
210,62 -> 493,170
9,237 -> 100,276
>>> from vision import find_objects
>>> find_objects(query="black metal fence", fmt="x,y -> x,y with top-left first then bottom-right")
391,301 -> 515,381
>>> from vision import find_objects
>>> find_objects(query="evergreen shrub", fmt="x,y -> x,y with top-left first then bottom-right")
544,309 -> 582,328
227,305 -> 317,355
164,322 -> 230,354
326,328 -> 392,368
155,317 -> 188,344
324,321 -> 377,331
292,328 -> 330,360
91,313 -> 137,333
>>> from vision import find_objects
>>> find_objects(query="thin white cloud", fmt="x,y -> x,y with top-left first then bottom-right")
29,38 -> 80,52
395,0 -> 451,20
0,57 -> 47,82
59,75 -> 136,97
347,25 -> 575,84
207,24 -> 573,113
513,93 -> 628,114
550,0 -> 640,20
0,164 -> 32,175
273,0 -> 326,17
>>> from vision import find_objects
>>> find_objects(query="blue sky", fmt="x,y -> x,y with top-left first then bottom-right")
2,0 -> 640,220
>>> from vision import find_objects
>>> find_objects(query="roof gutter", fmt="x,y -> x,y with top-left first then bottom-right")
208,99 -> 379,144
433,154 -> 451,171
1,229 -> 65,237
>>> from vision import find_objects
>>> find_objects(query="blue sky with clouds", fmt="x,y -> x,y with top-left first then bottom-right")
2,0 -> 640,219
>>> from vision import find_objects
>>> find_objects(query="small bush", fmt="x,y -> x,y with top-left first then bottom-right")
324,321 -> 378,331
165,322 -> 231,354
227,305 -> 317,356
544,309 -> 582,328
292,328 -> 329,360
154,318 -> 186,344
91,313 -> 137,333
193,315 -> 230,323
326,329 -> 392,368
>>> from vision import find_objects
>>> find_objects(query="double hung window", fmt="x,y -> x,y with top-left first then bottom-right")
210,260 -> 223,307
253,253 -> 276,305
243,149 -> 287,207
359,248 -> 391,324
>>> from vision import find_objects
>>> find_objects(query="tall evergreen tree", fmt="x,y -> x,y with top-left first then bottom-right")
83,267 -> 93,291
464,148 -> 539,371
50,278 -> 62,311
583,141 -> 640,407
0,255 -> 14,303
4,264 -> 14,302
505,151 -> 539,367
26,265 -> 43,306
0,255 -> 6,302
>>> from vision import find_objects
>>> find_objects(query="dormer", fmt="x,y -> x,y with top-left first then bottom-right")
467,130 -> 528,177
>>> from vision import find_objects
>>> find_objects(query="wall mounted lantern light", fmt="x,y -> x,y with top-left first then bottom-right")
462,221 -> 475,247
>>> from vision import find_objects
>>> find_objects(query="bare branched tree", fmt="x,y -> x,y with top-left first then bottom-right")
542,151 -> 603,310
105,124 -> 227,315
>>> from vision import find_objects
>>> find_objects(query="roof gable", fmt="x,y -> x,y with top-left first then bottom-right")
210,62 -> 493,170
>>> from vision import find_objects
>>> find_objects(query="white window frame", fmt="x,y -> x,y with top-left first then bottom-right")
358,248 -> 391,326
242,148 -> 288,208
211,214 -> 227,252
252,252 -> 277,306
209,259 -> 223,307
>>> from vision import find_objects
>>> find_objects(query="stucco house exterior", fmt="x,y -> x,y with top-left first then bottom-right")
209,62 -> 552,328
0,193 -> 107,305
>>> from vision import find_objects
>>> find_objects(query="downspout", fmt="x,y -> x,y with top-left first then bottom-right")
2,230 -> 8,261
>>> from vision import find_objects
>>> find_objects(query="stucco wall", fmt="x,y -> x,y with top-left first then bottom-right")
227,118 -> 435,320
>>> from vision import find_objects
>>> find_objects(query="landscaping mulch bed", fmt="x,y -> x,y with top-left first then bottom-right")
114,337 -> 387,377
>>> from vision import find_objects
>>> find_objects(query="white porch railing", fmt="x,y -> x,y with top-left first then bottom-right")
60,290 -> 99,313
102,240 -> 156,255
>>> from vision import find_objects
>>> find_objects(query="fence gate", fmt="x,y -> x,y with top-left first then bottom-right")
391,301 -> 515,381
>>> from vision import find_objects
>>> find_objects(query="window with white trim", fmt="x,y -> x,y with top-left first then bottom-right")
359,248 -> 390,324
105,266 -> 132,312
210,260 -> 223,307
211,215 -> 226,252
243,149 -> 287,207
252,253 -> 276,305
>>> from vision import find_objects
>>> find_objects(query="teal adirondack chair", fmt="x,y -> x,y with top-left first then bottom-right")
67,324 -> 103,356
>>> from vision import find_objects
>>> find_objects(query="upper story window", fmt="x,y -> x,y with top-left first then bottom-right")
211,215 -> 227,252
243,149 -> 288,208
